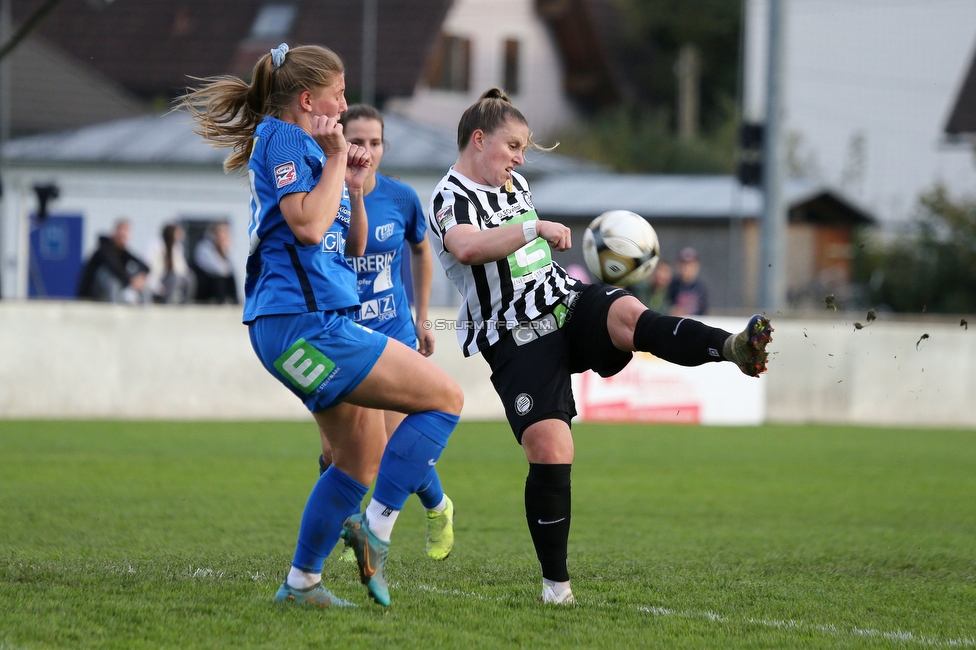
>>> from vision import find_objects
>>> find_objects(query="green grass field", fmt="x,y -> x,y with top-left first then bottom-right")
1,420 -> 975,649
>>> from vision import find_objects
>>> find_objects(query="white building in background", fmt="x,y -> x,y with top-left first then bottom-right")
387,0 -> 620,138
387,0 -> 577,136
1,108 -> 871,311
744,0 -> 976,224
0,111 -> 596,303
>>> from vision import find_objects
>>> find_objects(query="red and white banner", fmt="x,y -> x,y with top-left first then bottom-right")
572,317 -> 767,425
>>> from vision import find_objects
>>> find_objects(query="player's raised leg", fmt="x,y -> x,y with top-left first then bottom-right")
606,296 -> 772,376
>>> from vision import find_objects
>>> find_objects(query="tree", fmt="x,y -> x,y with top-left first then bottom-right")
555,0 -> 743,173
613,0 -> 743,133
554,102 -> 736,174
854,185 -> 976,314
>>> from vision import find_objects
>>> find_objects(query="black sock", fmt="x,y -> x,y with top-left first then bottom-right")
525,463 -> 572,583
632,310 -> 731,366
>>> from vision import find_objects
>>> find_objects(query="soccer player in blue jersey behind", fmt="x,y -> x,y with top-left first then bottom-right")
312,104 -> 455,561
181,44 -> 463,608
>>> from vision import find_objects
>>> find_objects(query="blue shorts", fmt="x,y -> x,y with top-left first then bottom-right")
374,316 -> 419,351
249,310 -> 388,412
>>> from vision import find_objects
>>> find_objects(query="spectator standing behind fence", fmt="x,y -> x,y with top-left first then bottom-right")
669,247 -> 708,316
77,218 -> 150,303
147,223 -> 195,304
632,260 -> 672,313
193,221 -> 239,304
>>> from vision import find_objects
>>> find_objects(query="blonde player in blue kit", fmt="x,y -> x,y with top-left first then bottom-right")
181,44 -> 463,608
313,104 -> 454,561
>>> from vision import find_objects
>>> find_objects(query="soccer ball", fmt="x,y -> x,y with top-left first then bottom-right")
581,210 -> 660,286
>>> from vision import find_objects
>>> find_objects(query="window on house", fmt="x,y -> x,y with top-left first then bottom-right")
426,33 -> 471,92
250,4 -> 297,40
503,38 -> 520,95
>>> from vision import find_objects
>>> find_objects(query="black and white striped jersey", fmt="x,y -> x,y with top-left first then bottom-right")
428,168 -> 579,357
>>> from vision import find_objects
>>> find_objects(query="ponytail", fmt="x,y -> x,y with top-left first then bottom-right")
179,44 -> 345,173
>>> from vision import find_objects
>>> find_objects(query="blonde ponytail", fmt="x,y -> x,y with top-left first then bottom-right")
179,45 -> 345,173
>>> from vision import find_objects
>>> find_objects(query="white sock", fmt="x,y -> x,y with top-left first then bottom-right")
426,495 -> 448,513
365,498 -> 400,542
543,578 -> 572,597
286,566 -> 321,590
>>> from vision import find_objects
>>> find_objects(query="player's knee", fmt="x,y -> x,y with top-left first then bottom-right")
609,296 -> 650,349
440,379 -> 464,416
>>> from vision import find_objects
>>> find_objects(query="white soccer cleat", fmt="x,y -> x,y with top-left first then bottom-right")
541,583 -> 576,605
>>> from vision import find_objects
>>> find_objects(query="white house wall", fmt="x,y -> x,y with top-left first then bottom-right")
744,0 -> 976,223
386,0 -> 579,138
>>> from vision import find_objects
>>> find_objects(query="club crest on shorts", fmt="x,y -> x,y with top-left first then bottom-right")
514,392 -> 533,416
274,161 -> 297,188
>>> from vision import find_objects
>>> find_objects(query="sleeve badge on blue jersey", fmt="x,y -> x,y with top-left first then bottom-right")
436,205 -> 456,233
274,161 -> 297,188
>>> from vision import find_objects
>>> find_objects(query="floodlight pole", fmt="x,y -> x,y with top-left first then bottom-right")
0,0 -> 10,299
760,0 -> 787,310
361,0 -> 377,106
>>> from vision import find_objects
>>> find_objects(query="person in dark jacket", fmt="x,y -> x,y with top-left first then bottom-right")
77,219 -> 149,303
669,247 -> 708,316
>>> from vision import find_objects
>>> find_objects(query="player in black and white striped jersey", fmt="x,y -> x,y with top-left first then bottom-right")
430,167 -> 576,355
428,88 -> 773,605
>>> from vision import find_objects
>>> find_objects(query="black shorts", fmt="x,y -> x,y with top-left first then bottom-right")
481,284 -> 634,443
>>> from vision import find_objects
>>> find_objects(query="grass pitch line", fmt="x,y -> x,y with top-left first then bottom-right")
412,583 -> 498,601
637,606 -> 976,648
411,583 -> 973,647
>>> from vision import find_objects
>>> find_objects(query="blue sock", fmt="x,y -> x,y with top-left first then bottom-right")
415,467 -> 445,510
292,466 -> 368,573
373,410 -> 459,511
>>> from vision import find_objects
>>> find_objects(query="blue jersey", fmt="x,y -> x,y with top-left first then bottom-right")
243,116 -> 359,323
345,174 -> 426,339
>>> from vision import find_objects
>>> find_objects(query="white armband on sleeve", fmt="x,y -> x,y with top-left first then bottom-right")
522,220 -> 538,243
